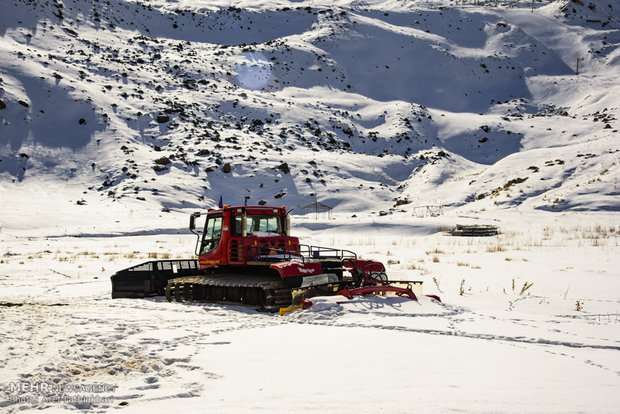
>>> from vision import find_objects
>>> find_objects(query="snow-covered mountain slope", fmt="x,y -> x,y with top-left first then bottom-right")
0,0 -> 618,218
1,3 -> 619,412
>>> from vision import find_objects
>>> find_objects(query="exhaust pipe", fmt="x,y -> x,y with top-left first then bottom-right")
241,209 -> 247,237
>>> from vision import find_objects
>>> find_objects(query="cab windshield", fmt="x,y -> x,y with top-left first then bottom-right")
234,214 -> 282,235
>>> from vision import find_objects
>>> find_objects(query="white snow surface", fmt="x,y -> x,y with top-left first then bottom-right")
1,0 -> 619,412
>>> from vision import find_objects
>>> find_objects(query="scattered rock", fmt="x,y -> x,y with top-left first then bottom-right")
157,114 -> 170,123
154,156 -> 171,165
221,163 -> 232,173
0,99 -> 6,110
276,162 -> 290,174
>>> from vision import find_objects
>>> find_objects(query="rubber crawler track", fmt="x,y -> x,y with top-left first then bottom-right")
164,274 -> 293,311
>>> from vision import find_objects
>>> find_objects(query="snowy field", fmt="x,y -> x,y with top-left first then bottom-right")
1,0 -> 619,411
1,206 -> 619,413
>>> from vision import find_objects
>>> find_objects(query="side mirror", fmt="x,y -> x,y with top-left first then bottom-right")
189,212 -> 201,233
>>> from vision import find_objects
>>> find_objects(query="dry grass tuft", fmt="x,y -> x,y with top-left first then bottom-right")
433,276 -> 443,293
520,281 -> 533,295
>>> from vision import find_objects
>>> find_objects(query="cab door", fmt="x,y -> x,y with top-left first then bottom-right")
198,214 -> 224,268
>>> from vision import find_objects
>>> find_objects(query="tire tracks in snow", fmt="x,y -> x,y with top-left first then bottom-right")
286,298 -> 620,353
293,318 -> 620,351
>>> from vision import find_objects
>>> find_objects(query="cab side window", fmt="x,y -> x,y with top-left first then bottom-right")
200,216 -> 222,254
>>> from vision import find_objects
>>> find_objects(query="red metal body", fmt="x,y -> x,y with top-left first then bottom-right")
337,284 -> 441,302
342,259 -> 385,275
270,261 -> 323,278
299,285 -> 441,309
196,205 -> 299,270
193,205 -> 443,301
337,284 -> 419,300
112,204 -> 442,307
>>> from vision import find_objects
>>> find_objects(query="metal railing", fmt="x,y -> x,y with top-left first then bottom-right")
243,243 -> 357,263
298,244 -> 357,261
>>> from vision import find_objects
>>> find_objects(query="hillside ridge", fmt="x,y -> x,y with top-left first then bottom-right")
0,0 -> 618,216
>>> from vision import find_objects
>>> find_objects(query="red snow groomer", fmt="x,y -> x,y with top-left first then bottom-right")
111,205 -> 439,311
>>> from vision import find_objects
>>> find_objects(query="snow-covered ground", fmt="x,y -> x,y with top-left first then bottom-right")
1,0 -> 619,412
1,208 -> 619,413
